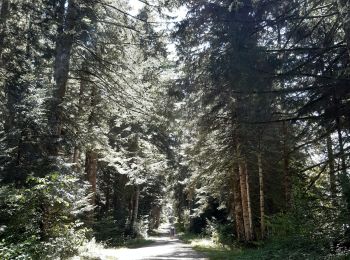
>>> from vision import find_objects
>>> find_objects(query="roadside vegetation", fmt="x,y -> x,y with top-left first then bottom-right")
1,0 -> 350,259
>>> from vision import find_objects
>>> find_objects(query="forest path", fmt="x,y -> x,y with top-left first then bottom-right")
86,224 -> 208,260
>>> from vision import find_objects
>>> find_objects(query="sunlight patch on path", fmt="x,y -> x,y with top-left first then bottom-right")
112,236 -> 207,260
73,224 -> 208,260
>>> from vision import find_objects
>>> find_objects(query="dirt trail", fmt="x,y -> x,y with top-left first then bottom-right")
82,224 -> 208,260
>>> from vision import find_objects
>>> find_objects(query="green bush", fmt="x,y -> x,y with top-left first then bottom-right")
175,222 -> 186,233
0,173 -> 90,259
205,219 -> 236,247
265,212 -> 299,238
93,214 -> 126,246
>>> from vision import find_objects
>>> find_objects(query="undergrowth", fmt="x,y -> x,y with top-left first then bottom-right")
180,233 -> 350,260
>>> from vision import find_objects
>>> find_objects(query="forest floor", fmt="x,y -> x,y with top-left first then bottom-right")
73,224 -> 208,260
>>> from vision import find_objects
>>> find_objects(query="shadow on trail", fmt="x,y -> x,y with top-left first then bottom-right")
128,239 -> 179,248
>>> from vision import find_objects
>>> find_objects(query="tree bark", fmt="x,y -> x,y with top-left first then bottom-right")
150,205 -> 161,230
133,185 -> 140,227
238,151 -> 252,241
258,151 -> 265,239
128,195 -> 134,224
332,88 -> 350,214
49,0 -> 78,156
84,62 -> 100,206
1,0 -> 12,132
336,116 -> 347,183
72,61 -> 89,168
85,150 -> 97,205
326,134 -> 337,205
335,114 -> 350,213
105,181 -> 110,212
155,206 -> 161,229
337,0 -> 350,57
129,185 -> 140,235
245,160 -> 253,236
72,147 -> 80,165
0,0 -> 9,59
282,121 -> 292,210
232,164 -> 245,241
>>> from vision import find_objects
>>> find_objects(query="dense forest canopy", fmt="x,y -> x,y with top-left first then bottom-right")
0,0 -> 350,259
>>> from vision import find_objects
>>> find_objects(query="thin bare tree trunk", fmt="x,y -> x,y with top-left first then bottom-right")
133,185 -> 140,227
332,88 -> 350,214
84,64 -> 100,205
245,160 -> 253,236
282,121 -> 292,209
150,206 -> 161,230
105,182 -> 110,212
72,148 -> 80,164
238,155 -> 252,241
129,185 -> 140,235
232,164 -> 245,241
258,151 -> 265,238
155,206 -> 161,229
85,150 -> 97,204
128,195 -> 134,223
335,113 -> 350,213
326,134 -> 337,205
336,116 -> 347,182
72,61 -> 88,168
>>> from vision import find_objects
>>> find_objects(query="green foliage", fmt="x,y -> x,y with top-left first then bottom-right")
181,207 -> 349,259
93,214 -> 127,246
0,173 -> 90,259
174,222 -> 186,233
93,214 -> 154,248
265,213 -> 300,238
124,238 -> 154,249
1,0 -> 350,258
205,219 -> 236,248
186,235 -> 350,260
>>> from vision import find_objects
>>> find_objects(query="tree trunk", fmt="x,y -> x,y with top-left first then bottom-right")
238,154 -> 252,241
258,151 -> 265,239
105,183 -> 110,212
335,114 -> 350,213
72,147 -> 80,164
49,0 -> 78,156
129,185 -> 140,235
0,0 -> 9,132
2,1 -> 18,133
133,185 -> 140,227
336,117 -> 347,182
104,171 -> 111,213
332,89 -> 350,213
150,206 -> 161,230
39,202 -> 48,241
245,161 -> 253,236
326,134 -> 337,205
232,164 -> 245,241
85,150 -> 97,205
282,121 -> 292,209
337,0 -> 350,57
155,206 -> 161,229
0,0 -> 9,59
128,195 -> 134,224
72,61 -> 89,168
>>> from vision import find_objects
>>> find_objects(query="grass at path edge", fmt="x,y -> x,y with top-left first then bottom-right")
178,233 -> 350,260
